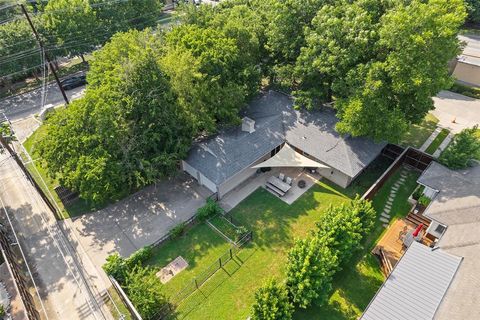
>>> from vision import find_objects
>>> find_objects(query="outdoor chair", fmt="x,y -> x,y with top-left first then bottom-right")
285,177 -> 293,185
279,173 -> 285,181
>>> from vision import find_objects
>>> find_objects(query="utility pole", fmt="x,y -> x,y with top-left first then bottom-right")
20,4 -> 69,105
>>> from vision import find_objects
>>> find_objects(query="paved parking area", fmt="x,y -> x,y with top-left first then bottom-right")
64,173 -> 212,282
432,90 -> 480,133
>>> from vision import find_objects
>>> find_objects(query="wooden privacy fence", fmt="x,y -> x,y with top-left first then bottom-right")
362,145 -> 434,201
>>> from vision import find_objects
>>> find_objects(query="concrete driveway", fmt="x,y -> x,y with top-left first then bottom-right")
64,173 -> 212,282
432,90 -> 480,133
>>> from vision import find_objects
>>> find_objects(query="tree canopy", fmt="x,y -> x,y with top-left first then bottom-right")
251,278 -> 293,320
439,126 -> 480,169
37,30 -> 193,203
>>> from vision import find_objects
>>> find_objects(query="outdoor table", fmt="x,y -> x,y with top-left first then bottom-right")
267,176 -> 291,193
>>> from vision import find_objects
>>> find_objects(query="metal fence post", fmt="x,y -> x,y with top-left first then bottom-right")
229,248 -> 233,259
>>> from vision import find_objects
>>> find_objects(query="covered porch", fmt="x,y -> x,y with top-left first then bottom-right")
219,167 -> 321,211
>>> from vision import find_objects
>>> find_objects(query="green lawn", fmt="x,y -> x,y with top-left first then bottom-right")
294,166 -> 420,320
142,158 -> 396,320
22,123 -> 97,219
401,114 -> 439,148
425,128 -> 450,155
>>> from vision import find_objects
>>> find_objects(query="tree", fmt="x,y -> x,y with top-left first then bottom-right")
335,0 -> 466,142
251,278 -> 293,320
315,197 -> 376,264
37,30 -> 193,204
294,0 -> 387,109
0,19 -> 42,82
465,0 -> 480,24
439,126 -> 480,169
42,0 -> 98,59
285,236 -> 338,308
124,265 -> 167,320
162,24 -> 250,132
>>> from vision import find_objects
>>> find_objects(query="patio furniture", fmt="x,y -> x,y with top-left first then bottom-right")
285,177 -> 293,185
297,180 -> 306,188
266,176 -> 291,197
279,173 -> 285,181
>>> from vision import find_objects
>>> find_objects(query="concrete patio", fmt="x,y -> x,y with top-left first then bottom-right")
219,167 -> 321,211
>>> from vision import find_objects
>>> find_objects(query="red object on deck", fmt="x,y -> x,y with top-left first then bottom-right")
413,223 -> 423,237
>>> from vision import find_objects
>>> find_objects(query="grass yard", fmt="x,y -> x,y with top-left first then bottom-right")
142,158 -> 396,320
401,114 -> 439,148
425,128 -> 450,155
22,123 -> 97,219
294,166 -> 420,320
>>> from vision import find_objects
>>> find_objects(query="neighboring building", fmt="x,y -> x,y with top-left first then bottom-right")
453,35 -> 480,87
182,90 -> 386,198
362,162 -> 480,320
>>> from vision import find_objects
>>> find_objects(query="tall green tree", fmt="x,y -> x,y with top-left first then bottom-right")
162,24 -> 250,132
439,126 -> 480,169
465,0 -> 480,24
340,0 -> 466,142
42,0 -> 98,59
124,265 -> 167,320
286,236 -> 338,308
37,30 -> 193,203
251,278 -> 293,320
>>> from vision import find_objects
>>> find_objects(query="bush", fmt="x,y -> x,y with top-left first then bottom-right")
103,246 -> 153,283
124,265 -> 167,320
418,195 -> 431,207
126,245 -> 153,268
102,253 -> 128,283
412,185 -> 424,200
235,225 -> 249,242
169,222 -> 186,238
439,126 -> 480,169
251,278 -> 293,320
285,237 -> 338,308
197,198 -> 223,221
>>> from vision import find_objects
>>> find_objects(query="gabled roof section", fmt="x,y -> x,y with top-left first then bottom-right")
185,91 -> 386,185
361,242 -> 462,320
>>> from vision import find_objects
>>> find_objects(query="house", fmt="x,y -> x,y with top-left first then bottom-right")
362,162 -> 480,320
181,90 -> 386,199
452,35 -> 480,87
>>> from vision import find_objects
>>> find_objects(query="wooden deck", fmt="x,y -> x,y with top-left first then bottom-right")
373,218 -> 434,276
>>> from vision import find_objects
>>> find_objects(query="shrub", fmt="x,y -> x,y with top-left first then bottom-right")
126,245 -> 153,268
197,198 -> 223,221
439,126 -> 480,169
0,305 -> 5,317
124,265 -> 167,320
251,278 -> 293,320
412,185 -> 424,200
418,195 -> 431,207
285,236 -> 338,308
235,225 -> 249,242
103,246 -> 153,283
169,222 -> 186,238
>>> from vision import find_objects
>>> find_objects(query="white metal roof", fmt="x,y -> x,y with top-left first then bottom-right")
361,242 -> 462,320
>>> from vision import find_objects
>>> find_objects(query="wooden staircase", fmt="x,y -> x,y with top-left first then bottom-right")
406,212 -> 431,229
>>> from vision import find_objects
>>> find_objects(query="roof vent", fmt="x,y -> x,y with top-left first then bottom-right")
241,117 -> 255,133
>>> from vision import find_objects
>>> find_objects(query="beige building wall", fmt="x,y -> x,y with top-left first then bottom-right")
453,62 -> 480,87
318,167 -> 352,189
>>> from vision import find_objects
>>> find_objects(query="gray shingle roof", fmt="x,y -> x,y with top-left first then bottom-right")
361,242 -> 462,320
185,91 -> 386,185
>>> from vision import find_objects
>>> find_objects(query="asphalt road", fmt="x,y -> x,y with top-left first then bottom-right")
0,82 -> 85,121
0,151 -> 112,320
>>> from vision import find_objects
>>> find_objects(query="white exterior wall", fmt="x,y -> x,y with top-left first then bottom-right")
181,160 -> 217,194
318,167 -> 351,189
218,153 -> 272,199
453,62 -> 480,87
423,185 -> 437,199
